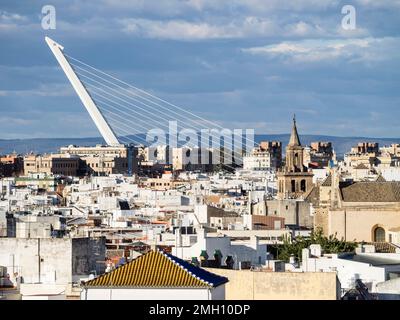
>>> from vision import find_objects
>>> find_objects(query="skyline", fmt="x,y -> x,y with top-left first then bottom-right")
0,1 -> 400,139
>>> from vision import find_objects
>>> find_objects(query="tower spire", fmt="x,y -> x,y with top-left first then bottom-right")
288,115 -> 301,146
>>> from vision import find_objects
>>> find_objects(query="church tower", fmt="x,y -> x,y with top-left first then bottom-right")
277,116 -> 313,199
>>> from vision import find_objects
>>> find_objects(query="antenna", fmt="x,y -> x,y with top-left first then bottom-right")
45,37 -> 120,146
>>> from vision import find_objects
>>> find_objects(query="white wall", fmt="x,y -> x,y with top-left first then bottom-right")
0,238 -> 73,285
81,287 -> 223,300
302,252 -> 386,292
172,230 -> 267,267
380,167 -> 400,182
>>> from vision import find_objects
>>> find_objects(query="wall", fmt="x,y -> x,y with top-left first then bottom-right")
263,199 -> 313,228
20,283 -> 67,300
328,207 -> 400,242
247,215 -> 285,230
205,268 -> 339,300
376,277 -> 400,300
302,252 -> 386,292
173,230 -> 268,267
313,207 -> 329,235
0,211 -> 7,237
16,222 -> 52,238
0,238 -> 72,285
0,237 -> 106,286
81,287 -> 217,300
72,237 -> 106,278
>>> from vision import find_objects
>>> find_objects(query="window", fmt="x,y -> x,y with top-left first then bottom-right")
291,180 -> 296,192
374,227 -> 385,242
300,179 -> 306,192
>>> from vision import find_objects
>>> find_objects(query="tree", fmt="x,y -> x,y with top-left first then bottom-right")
271,228 -> 357,263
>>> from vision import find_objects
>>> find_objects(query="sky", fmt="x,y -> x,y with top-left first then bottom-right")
0,0 -> 399,139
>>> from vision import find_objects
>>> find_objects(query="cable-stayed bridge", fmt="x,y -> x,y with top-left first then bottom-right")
45,37 -> 255,171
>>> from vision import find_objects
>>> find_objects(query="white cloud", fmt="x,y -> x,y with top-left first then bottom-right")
0,116 -> 35,126
119,16 -> 330,40
99,0 -> 341,14
0,11 -> 27,23
242,37 -> 400,63
120,17 -> 276,40
0,84 -> 74,98
0,11 -> 28,31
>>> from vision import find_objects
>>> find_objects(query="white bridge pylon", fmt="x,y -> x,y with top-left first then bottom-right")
45,37 -> 120,146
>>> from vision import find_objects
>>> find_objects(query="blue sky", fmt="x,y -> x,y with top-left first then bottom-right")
0,0 -> 399,139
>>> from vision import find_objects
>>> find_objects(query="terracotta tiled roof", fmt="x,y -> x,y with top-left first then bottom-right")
340,181 -> 400,202
83,250 -> 228,288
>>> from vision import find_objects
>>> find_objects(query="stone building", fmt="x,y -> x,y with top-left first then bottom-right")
250,198 -> 313,229
313,168 -> 400,242
24,154 -> 81,177
172,147 -> 215,172
0,154 -> 24,177
344,142 -> 380,169
380,144 -> 400,157
59,144 -> 139,175
243,141 -> 282,171
277,117 -> 313,199
351,142 -> 379,154
303,142 -> 335,169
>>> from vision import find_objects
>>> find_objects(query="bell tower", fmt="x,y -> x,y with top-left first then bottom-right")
285,115 -> 306,173
277,116 -> 313,199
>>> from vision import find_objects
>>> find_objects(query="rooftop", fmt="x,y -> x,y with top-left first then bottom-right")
82,250 -> 228,288
340,181 -> 400,202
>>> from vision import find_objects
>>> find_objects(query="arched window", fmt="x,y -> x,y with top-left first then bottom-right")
374,227 -> 385,242
291,180 -> 296,192
300,179 -> 306,192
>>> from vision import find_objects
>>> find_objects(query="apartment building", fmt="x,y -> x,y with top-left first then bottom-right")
23,154 -> 81,177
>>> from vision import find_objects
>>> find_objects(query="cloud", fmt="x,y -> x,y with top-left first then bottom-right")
119,17 -> 272,40
0,10 -> 29,31
0,1 -> 399,138
0,116 -> 35,126
119,16 -> 331,40
242,37 -> 400,63
99,0 -> 341,15
0,11 -> 27,23
0,83 -> 74,97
